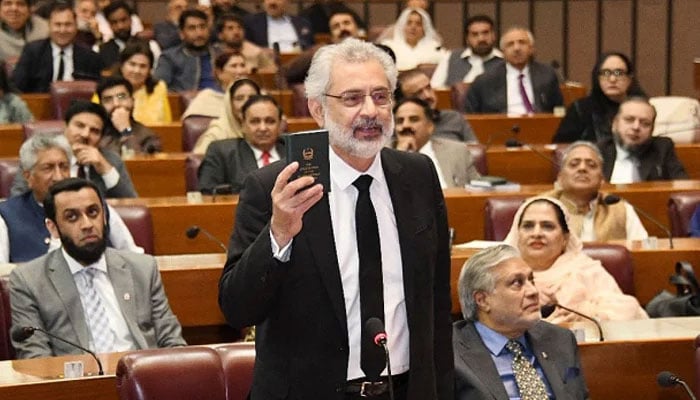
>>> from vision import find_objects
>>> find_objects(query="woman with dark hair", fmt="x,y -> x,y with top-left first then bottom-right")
192,78 -> 262,154
0,62 -> 33,124
553,52 -> 646,143
503,196 -> 647,325
117,41 -> 172,124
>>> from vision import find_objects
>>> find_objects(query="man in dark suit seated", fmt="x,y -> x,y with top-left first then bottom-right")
465,27 -> 563,115
11,100 -> 138,198
153,0 -> 186,50
9,177 -> 186,359
12,1 -> 102,93
219,38 -> 453,400
98,0 -> 160,70
393,97 -> 480,188
95,76 -> 162,155
599,96 -> 688,183
453,244 -> 589,400
198,94 -> 285,194
243,0 -> 314,52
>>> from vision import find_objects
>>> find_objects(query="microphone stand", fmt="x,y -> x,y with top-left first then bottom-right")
554,304 -> 604,341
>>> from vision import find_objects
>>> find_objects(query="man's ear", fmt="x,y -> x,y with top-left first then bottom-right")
474,291 -> 489,313
308,99 -> 325,128
45,218 -> 59,239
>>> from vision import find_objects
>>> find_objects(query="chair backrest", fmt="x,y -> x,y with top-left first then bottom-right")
466,144 -> 488,176
668,191 -> 700,237
185,154 -> 203,192
483,196 -> 527,241
290,83 -> 310,117
450,82 -> 470,112
116,347 -> 228,400
582,243 -> 635,296
182,116 -> 214,152
22,120 -> 65,140
214,343 -> 256,400
111,204 -> 155,254
649,96 -> 700,143
0,159 -> 19,199
49,80 -> 97,120
560,82 -> 587,107
0,278 -> 15,360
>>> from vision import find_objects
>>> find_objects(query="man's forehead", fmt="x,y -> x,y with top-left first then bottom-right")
565,146 -> 600,162
55,188 -> 101,207
619,102 -> 654,118
37,147 -> 70,162
468,22 -> 492,33
330,13 -> 353,25
70,112 -> 103,127
396,102 -> 424,117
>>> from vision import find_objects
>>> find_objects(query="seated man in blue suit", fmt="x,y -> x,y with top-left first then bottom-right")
243,0 -> 313,52
453,244 -> 589,399
12,1 -> 103,93
9,177 -> 186,358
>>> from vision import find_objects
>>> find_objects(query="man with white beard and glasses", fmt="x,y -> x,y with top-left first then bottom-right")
218,38 -> 453,400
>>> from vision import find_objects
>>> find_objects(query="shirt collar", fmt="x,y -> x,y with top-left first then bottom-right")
329,145 -> 385,192
62,247 -> 108,276
506,62 -> 530,77
459,47 -> 503,61
474,321 -> 527,356
51,42 -> 73,56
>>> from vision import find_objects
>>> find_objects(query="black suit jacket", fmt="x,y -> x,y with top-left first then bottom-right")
453,320 -> 588,400
219,148 -> 454,400
13,39 -> 103,93
243,12 -> 314,50
197,138 -> 285,194
465,61 -> 563,114
598,136 -> 689,181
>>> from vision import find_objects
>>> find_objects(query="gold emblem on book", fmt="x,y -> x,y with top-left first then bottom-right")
302,147 -> 314,160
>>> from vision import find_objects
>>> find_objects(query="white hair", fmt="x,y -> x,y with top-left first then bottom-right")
19,133 -> 72,172
499,26 -> 535,49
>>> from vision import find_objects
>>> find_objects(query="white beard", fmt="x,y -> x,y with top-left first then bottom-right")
323,109 -> 394,159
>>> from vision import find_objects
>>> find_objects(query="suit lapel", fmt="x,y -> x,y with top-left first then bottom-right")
456,323 -> 509,400
301,195 -> 348,334
528,325 -> 565,398
530,63 -> 544,111
47,251 -> 92,348
105,250 -> 147,349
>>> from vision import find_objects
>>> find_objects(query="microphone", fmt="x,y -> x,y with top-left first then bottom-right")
657,371 -> 697,400
603,194 -> 674,249
485,124 -> 520,148
365,317 -> 394,400
185,225 -> 227,252
12,326 -> 105,376
551,60 -> 566,83
540,303 -> 604,341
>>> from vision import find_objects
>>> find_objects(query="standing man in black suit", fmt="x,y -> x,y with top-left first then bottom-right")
13,2 -> 103,93
219,38 -> 453,400
454,244 -> 589,399
243,0 -> 314,52
198,94 -> 285,194
600,97 -> 688,183
465,27 -> 563,115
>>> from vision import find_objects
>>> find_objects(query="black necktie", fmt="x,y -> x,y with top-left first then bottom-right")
353,174 -> 385,381
57,49 -> 65,81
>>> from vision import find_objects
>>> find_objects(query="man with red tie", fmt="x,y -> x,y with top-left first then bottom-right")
197,94 -> 285,194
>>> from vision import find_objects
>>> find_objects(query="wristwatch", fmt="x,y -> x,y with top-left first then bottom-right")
121,127 -> 133,136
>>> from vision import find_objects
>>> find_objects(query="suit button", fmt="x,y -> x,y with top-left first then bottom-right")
339,347 -> 344,352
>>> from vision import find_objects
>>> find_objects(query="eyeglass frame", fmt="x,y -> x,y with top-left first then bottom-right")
324,88 -> 394,107
598,69 -> 630,79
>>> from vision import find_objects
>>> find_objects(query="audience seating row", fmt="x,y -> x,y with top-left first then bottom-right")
116,343 -> 254,400
0,279 -> 13,361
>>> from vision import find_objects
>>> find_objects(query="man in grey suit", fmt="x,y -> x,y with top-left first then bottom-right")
9,178 -> 186,358
394,97 -> 480,188
11,100 -> 138,198
465,27 -> 563,115
453,244 -> 588,400
198,94 -> 285,194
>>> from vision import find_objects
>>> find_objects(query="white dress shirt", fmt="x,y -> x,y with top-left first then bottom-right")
430,48 -> 503,88
505,63 -> 535,116
72,157 -> 120,190
609,143 -> 642,184
266,15 -> 300,52
51,43 -> 74,82
250,145 -> 281,168
65,249 -> 137,353
578,199 -> 649,241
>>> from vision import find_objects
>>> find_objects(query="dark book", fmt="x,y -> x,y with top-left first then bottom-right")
285,129 -> 330,193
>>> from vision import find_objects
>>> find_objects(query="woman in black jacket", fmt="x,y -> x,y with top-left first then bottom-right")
553,52 -> 645,143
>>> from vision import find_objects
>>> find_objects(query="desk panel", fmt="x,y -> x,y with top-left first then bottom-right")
466,114 -> 562,145
124,153 -> 187,197
147,123 -> 183,152
0,125 -> 23,157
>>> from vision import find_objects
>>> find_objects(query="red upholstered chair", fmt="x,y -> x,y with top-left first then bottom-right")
466,144 -> 488,176
0,278 -> 15,360
483,196 -> 527,241
582,243 -> 635,296
116,347 -> 227,400
0,159 -> 19,199
22,120 -> 65,140
450,82 -> 470,112
112,204 -> 155,255
49,80 -> 98,120
214,342 -> 256,400
290,83 -> 310,117
185,154 -> 203,192
695,334 -> 700,399
182,116 -> 214,152
668,192 -> 700,237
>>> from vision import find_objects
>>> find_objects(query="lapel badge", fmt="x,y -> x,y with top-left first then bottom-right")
541,351 -> 548,359
44,237 -> 51,245
124,293 -> 131,301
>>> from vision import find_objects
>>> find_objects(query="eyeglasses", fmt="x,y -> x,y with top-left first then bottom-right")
324,89 -> 393,107
599,69 -> 629,79
101,92 -> 130,104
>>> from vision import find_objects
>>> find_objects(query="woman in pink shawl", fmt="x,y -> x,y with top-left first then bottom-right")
503,196 -> 648,324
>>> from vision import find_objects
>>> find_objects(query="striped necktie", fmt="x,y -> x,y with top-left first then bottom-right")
78,268 -> 116,353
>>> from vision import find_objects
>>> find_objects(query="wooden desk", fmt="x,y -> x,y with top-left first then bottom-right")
285,116 -> 319,133
123,153 -> 187,197
147,123 -> 183,153
466,114 -> 562,145
0,125 -> 23,157
20,94 -> 53,121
